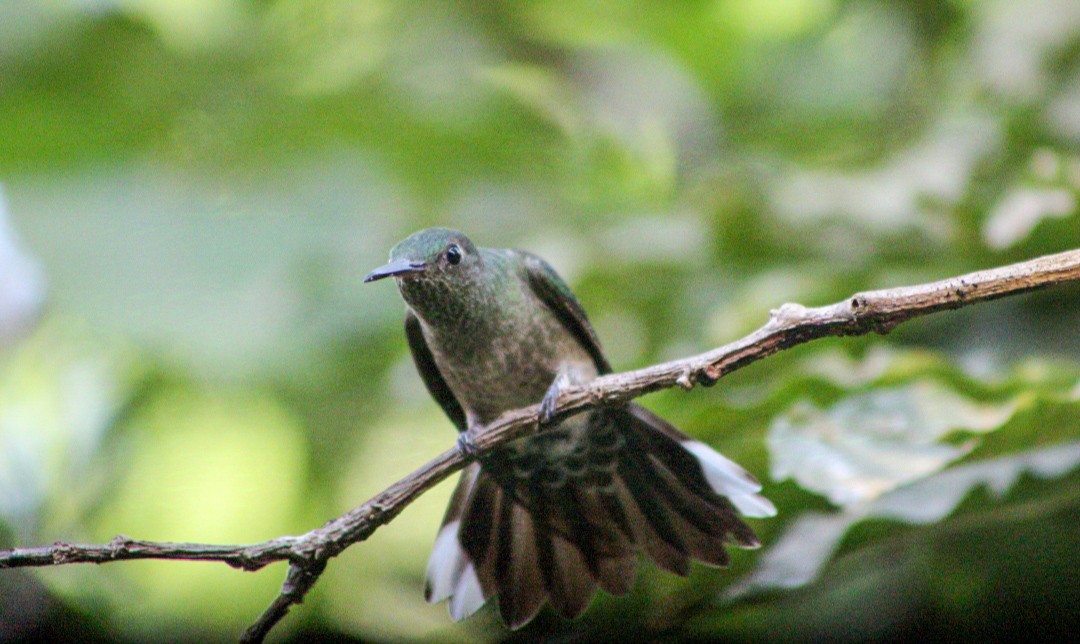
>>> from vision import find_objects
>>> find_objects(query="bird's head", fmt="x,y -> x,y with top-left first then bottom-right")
365,227 -> 480,283
365,228 -> 484,318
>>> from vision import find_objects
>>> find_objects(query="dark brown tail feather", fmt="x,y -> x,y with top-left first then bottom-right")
495,494 -> 545,627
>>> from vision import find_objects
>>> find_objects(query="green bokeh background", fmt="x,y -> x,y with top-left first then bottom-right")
1,1 -> 1078,641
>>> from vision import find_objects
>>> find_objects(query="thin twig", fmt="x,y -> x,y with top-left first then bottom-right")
241,561 -> 326,643
2,248 -> 1078,642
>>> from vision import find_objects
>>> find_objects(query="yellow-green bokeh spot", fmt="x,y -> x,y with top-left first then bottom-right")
78,386 -> 308,637
713,0 -> 837,39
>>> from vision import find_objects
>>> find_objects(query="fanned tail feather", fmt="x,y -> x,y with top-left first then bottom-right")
424,403 -> 775,628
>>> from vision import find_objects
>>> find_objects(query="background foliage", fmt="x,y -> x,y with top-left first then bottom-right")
1,0 -> 1078,641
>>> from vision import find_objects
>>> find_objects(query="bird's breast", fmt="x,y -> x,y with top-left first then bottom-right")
423,303 -> 597,425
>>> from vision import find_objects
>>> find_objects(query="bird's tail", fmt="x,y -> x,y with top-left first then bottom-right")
424,403 -> 775,628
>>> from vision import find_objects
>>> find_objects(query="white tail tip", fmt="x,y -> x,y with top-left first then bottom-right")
683,440 -> 777,518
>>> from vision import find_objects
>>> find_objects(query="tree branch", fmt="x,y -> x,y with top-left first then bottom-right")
2,249 -> 1078,642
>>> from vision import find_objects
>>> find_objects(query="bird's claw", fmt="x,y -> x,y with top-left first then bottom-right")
539,372 -> 573,427
538,388 -> 559,427
456,431 -> 481,460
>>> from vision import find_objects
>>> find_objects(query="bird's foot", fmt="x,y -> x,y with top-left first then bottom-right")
539,372 -> 570,427
456,430 -> 481,460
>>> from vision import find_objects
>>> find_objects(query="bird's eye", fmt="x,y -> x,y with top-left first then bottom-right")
446,244 -> 462,265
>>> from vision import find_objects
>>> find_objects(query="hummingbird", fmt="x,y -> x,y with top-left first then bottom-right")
365,227 -> 775,628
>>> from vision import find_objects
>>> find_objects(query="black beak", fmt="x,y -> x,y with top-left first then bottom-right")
364,259 -> 428,283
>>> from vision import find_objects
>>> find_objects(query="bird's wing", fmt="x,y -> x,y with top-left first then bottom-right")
405,310 -> 467,432
520,252 -> 612,375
